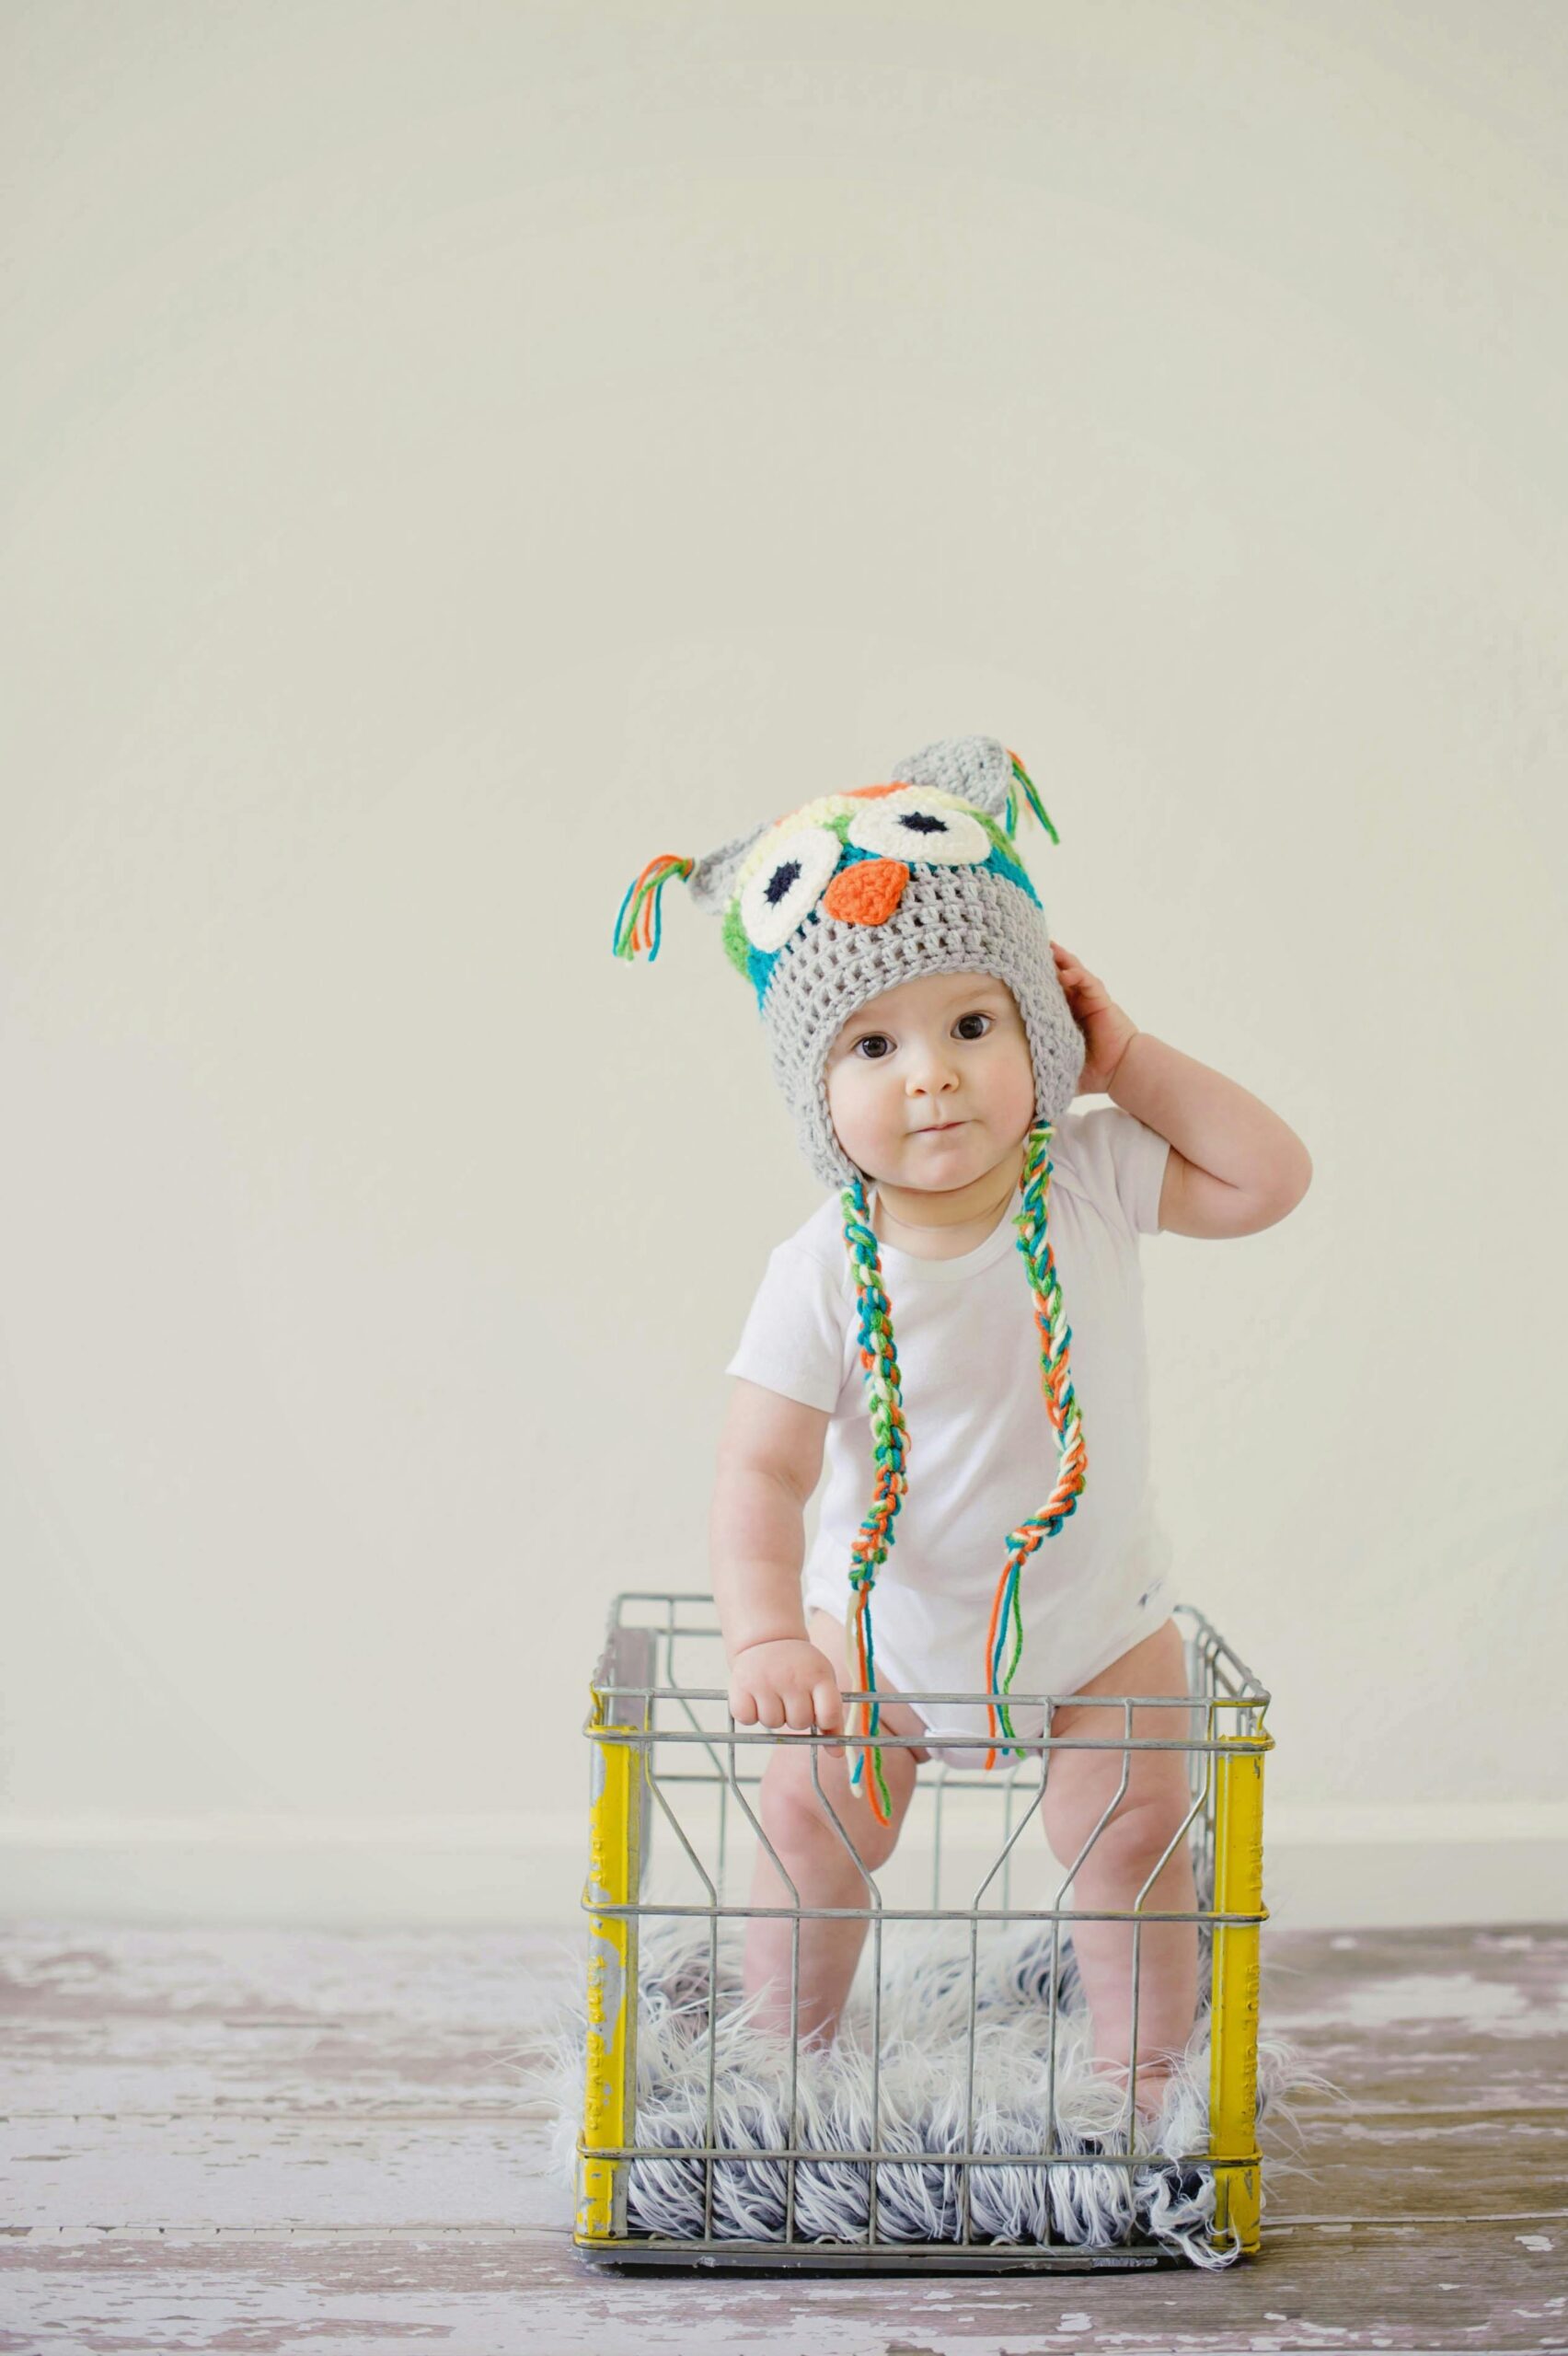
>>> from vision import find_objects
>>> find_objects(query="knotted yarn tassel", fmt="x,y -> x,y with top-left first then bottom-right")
611,852 -> 696,963
838,1178 -> 910,1826
1003,749 -> 1060,847
983,1121 -> 1089,1768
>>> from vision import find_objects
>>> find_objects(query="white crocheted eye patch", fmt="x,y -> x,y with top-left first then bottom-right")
736,791 -> 1000,956
732,784 -> 991,898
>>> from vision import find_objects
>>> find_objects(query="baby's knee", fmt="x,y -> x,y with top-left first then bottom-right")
1043,1751 -> 1192,1875
757,1736 -> 913,1872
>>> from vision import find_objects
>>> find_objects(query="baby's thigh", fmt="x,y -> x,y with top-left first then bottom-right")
806,1606 -> 931,1763
1040,1617 -> 1195,1857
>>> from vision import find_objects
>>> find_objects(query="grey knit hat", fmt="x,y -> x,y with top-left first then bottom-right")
612,733 -> 1090,1814
612,733 -> 1085,1187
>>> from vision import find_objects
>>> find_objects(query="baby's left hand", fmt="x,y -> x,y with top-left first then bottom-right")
1051,941 -> 1140,1096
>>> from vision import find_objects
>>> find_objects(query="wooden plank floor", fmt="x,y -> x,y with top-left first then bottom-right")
1,1919 -> 1563,2353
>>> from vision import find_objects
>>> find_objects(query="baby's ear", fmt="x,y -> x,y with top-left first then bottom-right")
890,733 -> 1017,819
686,819 -> 772,914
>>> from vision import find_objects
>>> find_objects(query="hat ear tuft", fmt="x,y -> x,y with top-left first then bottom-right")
890,735 -> 1060,847
890,733 -> 1014,816
1002,749 -> 1059,846
611,853 -> 695,963
686,820 -> 773,915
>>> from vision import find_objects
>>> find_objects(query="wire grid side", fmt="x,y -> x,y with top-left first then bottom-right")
576,1589 -> 1270,2264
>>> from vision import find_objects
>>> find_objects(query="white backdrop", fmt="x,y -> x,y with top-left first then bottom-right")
3,0 -> 1563,1930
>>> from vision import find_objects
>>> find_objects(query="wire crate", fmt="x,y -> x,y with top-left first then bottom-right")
572,1589 -> 1273,2272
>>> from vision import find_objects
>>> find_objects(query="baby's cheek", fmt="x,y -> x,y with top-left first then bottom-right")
825,1062 -> 881,1157
1003,1040 -> 1039,1120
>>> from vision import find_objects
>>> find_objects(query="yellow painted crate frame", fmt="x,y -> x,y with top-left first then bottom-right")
576,1594 -> 1272,2269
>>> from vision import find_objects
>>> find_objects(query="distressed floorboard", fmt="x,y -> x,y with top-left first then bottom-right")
1,2221 -> 1564,2353
1,1920 -> 1563,2352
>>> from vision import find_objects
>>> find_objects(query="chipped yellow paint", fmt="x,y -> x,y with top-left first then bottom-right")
1208,1722 -> 1274,2256
574,1691 -> 644,2246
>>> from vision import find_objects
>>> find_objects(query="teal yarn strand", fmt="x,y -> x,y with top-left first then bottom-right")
1004,751 -> 1061,847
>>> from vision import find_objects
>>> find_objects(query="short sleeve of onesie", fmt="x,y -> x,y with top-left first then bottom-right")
723,1240 -> 849,1414
1058,1104 -> 1170,1240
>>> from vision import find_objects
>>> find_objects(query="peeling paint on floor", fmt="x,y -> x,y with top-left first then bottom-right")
0,1917 -> 1562,2352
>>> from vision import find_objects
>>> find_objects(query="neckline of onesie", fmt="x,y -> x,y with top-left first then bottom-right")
866,1184 -> 1021,1282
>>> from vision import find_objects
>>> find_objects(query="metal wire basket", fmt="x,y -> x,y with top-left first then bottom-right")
573,1589 -> 1272,2271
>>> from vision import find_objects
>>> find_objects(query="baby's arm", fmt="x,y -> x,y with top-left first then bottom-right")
711,1377 -> 844,1753
1049,943 -> 1310,1236
1107,1032 -> 1312,1238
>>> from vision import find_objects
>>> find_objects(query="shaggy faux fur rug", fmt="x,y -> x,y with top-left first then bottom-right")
538,1842 -> 1326,2268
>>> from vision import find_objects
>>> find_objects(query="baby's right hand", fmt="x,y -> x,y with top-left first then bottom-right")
728,1640 -> 846,1756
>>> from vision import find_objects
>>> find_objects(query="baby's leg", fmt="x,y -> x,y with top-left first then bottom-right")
1039,1617 -> 1200,2120
741,1606 -> 927,2048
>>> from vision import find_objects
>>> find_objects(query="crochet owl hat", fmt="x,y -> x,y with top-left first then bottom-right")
612,733 -> 1088,1821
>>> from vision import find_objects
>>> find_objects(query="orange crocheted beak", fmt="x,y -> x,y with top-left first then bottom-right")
822,857 -> 910,926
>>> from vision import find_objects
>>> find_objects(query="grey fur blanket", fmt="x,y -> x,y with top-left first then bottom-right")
539,1863 -> 1324,2268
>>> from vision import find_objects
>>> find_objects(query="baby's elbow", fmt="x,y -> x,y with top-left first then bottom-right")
1262,1143 -> 1312,1226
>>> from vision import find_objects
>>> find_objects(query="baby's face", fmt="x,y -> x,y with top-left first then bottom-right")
824,969 -> 1036,1194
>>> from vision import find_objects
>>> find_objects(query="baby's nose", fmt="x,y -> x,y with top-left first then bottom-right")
822,858 -> 909,927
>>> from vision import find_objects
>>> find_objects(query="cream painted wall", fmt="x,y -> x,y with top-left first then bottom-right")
3,0 -> 1564,1927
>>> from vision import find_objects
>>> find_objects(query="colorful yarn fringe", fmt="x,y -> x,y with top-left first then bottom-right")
836,1176 -> 911,1825
838,1120 -> 1087,1810
611,853 -> 696,963
1003,750 -> 1060,847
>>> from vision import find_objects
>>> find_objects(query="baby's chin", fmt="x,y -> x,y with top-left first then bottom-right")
853,1123 -> 1013,1192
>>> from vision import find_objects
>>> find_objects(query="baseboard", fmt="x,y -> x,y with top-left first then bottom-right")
1,1806 -> 1563,1932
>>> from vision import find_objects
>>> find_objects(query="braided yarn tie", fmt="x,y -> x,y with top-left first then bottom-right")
836,1177 -> 911,1824
983,1121 -> 1087,1765
838,1122 -> 1088,1811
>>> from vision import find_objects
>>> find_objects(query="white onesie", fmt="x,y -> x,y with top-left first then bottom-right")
723,1105 -> 1175,1768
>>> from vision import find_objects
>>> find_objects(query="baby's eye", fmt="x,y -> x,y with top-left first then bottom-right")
853,1034 -> 894,1060
954,1013 -> 991,1040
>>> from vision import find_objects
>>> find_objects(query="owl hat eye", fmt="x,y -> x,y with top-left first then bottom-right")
737,824 -> 841,953
844,788 -> 992,867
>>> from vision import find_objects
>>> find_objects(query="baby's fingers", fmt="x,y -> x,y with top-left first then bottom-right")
728,1683 -> 759,1727
812,1677 -> 846,1756
732,1679 -> 784,1731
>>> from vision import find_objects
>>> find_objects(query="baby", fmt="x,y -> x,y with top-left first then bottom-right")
614,734 -> 1311,2125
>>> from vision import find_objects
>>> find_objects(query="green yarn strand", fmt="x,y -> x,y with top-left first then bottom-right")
1003,751 -> 1061,848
